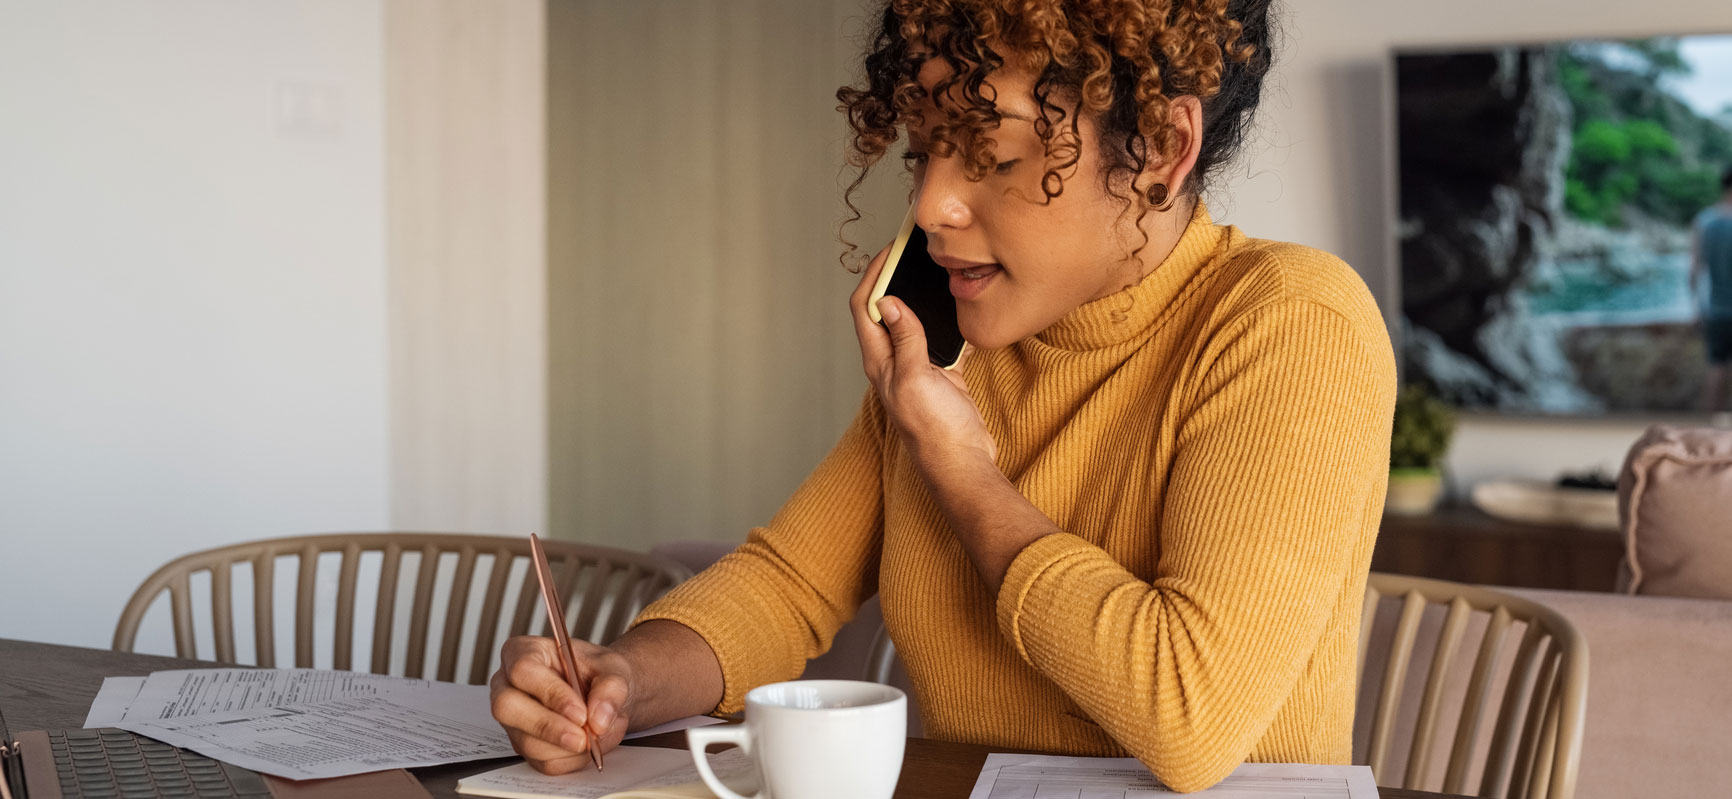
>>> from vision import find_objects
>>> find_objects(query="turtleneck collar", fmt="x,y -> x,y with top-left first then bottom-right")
1030,200 -> 1226,352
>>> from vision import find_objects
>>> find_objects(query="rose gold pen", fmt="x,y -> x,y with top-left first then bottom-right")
529,533 -> 604,771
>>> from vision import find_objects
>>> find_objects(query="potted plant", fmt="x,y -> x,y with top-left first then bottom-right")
1387,384 -> 1457,515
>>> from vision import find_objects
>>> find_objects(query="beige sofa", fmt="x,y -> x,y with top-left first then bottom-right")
1505,587 -> 1732,799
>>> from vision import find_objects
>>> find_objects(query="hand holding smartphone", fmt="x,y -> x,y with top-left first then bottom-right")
866,203 -> 968,369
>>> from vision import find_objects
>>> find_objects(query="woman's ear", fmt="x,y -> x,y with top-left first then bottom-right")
1131,95 -> 1205,205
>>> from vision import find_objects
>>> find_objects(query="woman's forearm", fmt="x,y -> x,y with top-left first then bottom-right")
610,619 -> 726,730
918,450 -> 1060,594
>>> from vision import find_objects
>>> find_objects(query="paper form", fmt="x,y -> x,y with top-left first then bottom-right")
110,694 -> 515,779
84,676 -> 146,728
966,755 -> 1380,799
95,668 -> 717,734
457,747 -> 756,799
125,668 -> 452,720
85,668 -> 726,779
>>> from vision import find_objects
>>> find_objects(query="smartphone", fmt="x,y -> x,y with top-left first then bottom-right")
866,203 -> 968,369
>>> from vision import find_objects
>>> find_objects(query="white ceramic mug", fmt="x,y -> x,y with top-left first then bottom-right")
686,680 -> 906,799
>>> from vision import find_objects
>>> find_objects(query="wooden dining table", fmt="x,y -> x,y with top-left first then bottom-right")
0,638 -> 1466,799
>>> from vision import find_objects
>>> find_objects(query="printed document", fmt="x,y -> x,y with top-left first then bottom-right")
84,676 -> 146,727
111,694 -> 514,779
85,668 -> 728,779
86,670 -> 722,738
968,754 -> 1380,799
124,668 -> 453,720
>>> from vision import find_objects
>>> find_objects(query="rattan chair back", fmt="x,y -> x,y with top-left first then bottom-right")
113,533 -> 691,685
1358,573 -> 1588,799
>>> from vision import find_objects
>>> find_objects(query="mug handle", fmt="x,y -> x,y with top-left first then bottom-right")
686,725 -> 758,799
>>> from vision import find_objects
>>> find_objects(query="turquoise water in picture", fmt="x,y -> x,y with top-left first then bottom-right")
1523,252 -> 1696,324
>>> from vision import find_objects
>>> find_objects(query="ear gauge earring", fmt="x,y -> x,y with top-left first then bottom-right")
1146,182 -> 1177,212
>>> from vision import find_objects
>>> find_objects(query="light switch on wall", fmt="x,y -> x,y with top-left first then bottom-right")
272,80 -> 343,140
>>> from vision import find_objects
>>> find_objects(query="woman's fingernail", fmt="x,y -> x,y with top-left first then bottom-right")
561,732 -> 587,753
591,704 -> 614,731
878,298 -> 900,323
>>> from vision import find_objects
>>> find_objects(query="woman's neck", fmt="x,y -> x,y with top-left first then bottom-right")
1091,199 -> 1197,301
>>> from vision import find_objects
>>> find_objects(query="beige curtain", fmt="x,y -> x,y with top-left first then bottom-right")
388,1 -> 908,547
546,0 -> 908,548
386,0 -> 550,536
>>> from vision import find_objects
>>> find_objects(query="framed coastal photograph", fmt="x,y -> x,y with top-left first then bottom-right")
1395,34 -> 1732,415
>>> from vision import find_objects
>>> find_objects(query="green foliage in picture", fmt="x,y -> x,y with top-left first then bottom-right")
1573,119 -> 1633,165
1557,39 -> 1732,228
1625,119 -> 1680,156
1391,386 -> 1457,471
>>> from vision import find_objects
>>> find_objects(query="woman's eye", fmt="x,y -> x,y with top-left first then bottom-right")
901,150 -> 928,167
993,159 -> 1019,175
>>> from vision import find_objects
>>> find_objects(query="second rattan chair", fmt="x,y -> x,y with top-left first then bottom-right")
113,532 -> 692,685
1358,573 -> 1589,799
862,572 -> 1590,799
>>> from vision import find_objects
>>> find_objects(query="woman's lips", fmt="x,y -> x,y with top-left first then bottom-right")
948,263 -> 1002,301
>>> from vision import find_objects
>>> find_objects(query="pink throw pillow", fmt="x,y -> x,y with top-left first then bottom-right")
1616,425 -> 1732,599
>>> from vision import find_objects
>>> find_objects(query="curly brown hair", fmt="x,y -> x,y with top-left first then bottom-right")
835,0 -> 1276,268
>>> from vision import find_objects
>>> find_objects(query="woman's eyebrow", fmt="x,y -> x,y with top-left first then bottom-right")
996,104 -> 1038,123
905,96 -> 1038,123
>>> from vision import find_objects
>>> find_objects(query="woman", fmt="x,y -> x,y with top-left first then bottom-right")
489,0 -> 1395,791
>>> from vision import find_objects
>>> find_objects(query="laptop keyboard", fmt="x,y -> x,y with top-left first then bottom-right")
47,728 -> 272,799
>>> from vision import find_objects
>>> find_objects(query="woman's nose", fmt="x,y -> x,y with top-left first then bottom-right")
912,158 -> 974,232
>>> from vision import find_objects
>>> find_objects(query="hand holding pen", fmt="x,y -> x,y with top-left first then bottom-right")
528,534 -> 603,772
486,535 -> 635,775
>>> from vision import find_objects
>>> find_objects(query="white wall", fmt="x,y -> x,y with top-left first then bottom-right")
1213,0 -> 1732,494
0,1 -> 390,652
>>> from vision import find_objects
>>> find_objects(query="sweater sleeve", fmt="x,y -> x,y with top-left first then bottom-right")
994,298 -> 1396,791
631,390 -> 887,715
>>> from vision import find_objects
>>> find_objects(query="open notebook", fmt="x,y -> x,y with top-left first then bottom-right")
456,746 -> 755,799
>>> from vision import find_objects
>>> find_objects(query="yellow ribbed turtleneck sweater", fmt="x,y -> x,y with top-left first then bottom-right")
634,202 -> 1397,792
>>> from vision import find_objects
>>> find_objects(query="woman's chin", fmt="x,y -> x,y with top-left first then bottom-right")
958,316 -> 1020,351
